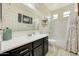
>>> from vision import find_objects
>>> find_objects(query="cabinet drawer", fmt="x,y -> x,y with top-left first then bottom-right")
33,39 -> 43,48
10,43 -> 32,55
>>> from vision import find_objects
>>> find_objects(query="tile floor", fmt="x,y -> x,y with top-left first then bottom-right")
46,43 -> 78,56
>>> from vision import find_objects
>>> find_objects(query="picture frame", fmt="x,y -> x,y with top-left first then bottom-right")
18,13 -> 22,23
23,15 -> 32,24
18,13 -> 32,24
30,17 -> 32,24
23,15 -> 30,23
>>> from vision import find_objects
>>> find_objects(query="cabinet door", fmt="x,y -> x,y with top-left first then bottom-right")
10,43 -> 32,56
44,40 -> 48,55
43,37 -> 48,55
34,45 -> 43,56
33,39 -> 43,48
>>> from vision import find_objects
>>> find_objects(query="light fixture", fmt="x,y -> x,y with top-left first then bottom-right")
53,14 -> 58,19
63,11 -> 70,17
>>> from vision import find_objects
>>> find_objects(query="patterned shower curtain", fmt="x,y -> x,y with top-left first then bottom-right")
66,13 -> 78,55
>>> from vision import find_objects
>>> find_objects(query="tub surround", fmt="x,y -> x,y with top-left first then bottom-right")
48,39 -> 67,50
0,33 -> 48,54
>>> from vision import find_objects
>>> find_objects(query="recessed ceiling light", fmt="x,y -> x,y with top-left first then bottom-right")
23,3 -> 36,11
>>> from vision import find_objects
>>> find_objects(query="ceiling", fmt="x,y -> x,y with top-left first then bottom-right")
44,3 -> 72,11
23,3 -> 73,16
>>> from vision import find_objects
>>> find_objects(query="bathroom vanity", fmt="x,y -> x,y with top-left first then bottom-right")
0,34 -> 48,56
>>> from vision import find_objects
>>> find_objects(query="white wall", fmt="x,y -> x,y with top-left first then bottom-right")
38,17 -> 50,34
2,3 -> 37,31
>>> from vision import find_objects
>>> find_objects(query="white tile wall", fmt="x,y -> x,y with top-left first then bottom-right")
2,3 -> 37,31
49,4 -> 76,47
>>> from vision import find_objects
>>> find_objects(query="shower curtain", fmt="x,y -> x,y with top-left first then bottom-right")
66,13 -> 78,54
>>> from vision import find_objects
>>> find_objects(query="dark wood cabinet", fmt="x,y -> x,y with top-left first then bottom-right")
33,45 -> 43,56
33,39 -> 43,56
0,53 -> 10,56
0,36 -> 48,56
5,43 -> 32,56
33,39 -> 43,48
23,51 -> 32,56
43,37 -> 48,55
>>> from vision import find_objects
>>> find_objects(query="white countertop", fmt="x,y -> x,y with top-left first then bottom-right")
0,34 -> 48,53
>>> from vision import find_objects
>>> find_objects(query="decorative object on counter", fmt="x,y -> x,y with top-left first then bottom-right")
3,27 -> 12,41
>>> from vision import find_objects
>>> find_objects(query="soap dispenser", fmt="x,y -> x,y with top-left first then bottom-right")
3,27 -> 12,41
